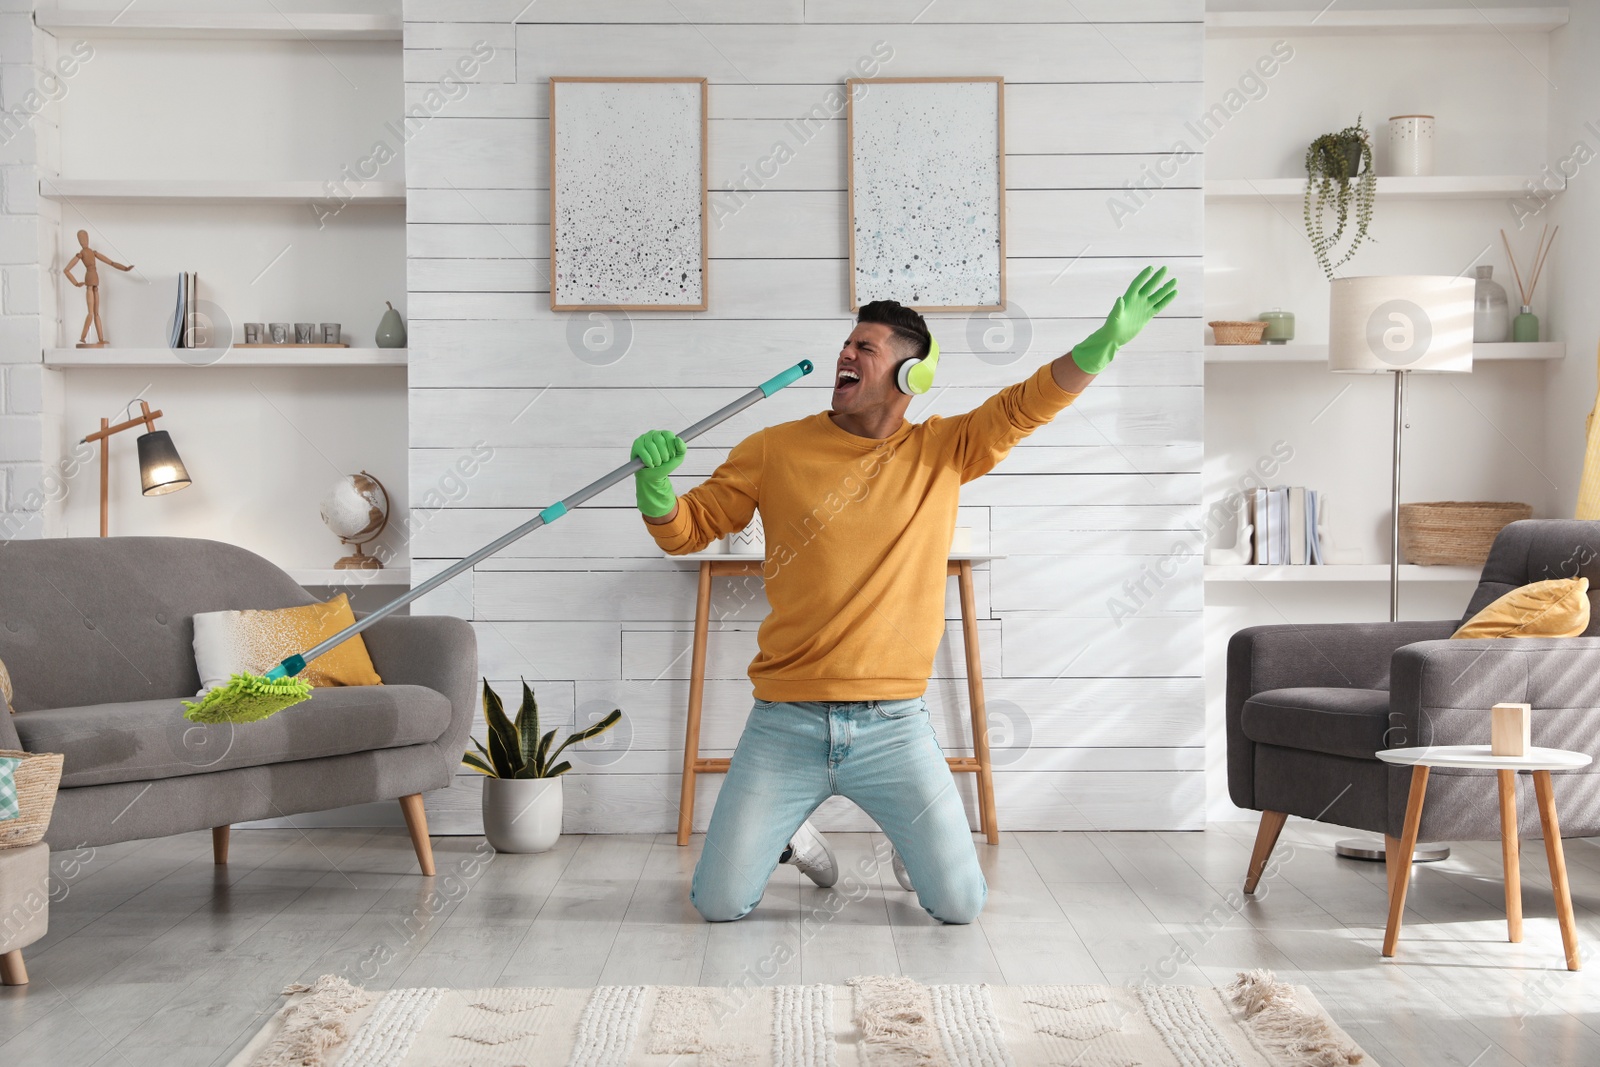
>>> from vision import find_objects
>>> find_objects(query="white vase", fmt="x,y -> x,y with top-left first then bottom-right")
1387,115 -> 1434,176
481,776 -> 563,853
724,511 -> 765,555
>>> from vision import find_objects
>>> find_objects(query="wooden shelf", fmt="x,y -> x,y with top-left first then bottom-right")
290,568 -> 412,587
1205,342 -> 1564,365
1206,176 -> 1555,203
1205,7 -> 1568,37
1206,565 -> 1481,583
39,179 -> 404,205
46,347 -> 406,368
34,9 -> 403,41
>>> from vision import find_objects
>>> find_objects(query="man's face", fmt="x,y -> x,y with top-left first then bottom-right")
833,322 -> 908,417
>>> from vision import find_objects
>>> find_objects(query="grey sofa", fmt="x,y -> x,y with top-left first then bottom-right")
1228,518 -> 1600,891
0,536 -> 476,880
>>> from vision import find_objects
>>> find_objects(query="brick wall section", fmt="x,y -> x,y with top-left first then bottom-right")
0,2 -> 63,538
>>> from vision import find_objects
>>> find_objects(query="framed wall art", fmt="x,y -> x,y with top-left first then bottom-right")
549,77 -> 709,311
846,77 -> 1005,312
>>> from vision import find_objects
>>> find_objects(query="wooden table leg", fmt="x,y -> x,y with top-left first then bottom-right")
1384,835 -> 1402,899
956,561 -> 999,844
1382,765 -> 1430,958
1498,769 -> 1522,943
677,561 -> 714,846
1533,769 -> 1582,971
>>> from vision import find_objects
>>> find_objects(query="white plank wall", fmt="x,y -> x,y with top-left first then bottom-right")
403,0 -> 1205,834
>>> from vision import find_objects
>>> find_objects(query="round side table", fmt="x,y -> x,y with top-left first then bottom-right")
1377,744 -> 1592,971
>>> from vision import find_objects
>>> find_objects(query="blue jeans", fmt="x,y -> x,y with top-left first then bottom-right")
690,697 -> 987,924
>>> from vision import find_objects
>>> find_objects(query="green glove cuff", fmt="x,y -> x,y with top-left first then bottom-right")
635,474 -> 677,518
1070,332 -> 1118,375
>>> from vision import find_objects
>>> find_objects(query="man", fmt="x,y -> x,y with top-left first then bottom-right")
631,267 -> 1177,924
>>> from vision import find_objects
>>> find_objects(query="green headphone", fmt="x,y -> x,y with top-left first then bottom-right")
895,336 -> 941,395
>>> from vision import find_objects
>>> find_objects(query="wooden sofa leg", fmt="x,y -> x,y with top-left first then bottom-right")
1,949 -> 26,986
213,825 -> 230,865
1244,810 -> 1289,894
399,793 -> 436,876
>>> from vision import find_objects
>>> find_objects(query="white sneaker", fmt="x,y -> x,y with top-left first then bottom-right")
781,820 -> 838,888
891,847 -> 915,892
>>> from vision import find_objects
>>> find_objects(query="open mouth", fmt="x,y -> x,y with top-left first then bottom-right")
835,367 -> 861,393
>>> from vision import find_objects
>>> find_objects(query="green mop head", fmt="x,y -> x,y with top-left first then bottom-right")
182,671 -> 313,724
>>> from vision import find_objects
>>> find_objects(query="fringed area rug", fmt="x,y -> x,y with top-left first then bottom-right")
228,970 -> 1372,1067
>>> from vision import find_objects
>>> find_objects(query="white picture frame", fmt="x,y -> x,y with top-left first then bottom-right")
847,77 -> 1006,312
549,77 -> 709,311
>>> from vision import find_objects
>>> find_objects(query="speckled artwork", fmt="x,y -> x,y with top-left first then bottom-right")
551,78 -> 707,309
848,78 -> 1004,310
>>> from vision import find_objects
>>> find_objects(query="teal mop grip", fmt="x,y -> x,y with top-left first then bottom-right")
265,654 -> 306,681
758,359 -> 813,397
539,501 -> 568,523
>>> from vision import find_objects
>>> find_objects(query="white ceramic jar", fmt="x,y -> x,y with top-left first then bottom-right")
1388,115 -> 1435,176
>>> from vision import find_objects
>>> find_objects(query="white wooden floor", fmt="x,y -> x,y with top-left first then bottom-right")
3,820 -> 1599,1066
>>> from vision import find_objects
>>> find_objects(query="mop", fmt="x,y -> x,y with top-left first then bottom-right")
182,359 -> 816,724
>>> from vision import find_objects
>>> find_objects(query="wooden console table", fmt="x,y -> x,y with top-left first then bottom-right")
669,552 -> 1005,847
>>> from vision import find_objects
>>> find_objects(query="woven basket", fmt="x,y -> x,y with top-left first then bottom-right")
1209,320 -> 1268,345
0,750 -> 63,849
1399,501 -> 1533,566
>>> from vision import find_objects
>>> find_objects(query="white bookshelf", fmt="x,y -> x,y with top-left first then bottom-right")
1205,7 -> 1568,37
38,179 -> 405,206
1204,342 -> 1564,364
1205,565 -> 1481,583
34,9 -> 403,41
1205,175 -> 1558,203
46,348 -> 406,368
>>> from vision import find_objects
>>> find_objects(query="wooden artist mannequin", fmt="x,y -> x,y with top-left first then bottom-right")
63,229 -> 134,347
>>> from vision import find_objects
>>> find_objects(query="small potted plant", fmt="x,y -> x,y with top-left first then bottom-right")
1303,115 -> 1376,280
462,680 -> 622,853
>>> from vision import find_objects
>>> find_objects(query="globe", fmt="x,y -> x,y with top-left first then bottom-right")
320,471 -> 389,569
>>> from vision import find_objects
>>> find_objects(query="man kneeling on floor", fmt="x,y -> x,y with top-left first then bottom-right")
630,267 -> 1177,924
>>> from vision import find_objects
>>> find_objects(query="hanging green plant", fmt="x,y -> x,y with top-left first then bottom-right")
1303,116 -> 1376,280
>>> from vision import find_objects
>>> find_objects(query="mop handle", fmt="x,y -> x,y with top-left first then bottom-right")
267,359 -> 815,679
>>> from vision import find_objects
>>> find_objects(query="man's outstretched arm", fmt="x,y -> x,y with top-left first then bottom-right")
1051,264 -> 1178,393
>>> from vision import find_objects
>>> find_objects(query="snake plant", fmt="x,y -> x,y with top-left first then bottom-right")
462,679 -> 622,779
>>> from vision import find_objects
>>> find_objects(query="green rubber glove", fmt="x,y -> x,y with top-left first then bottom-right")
630,430 -> 685,517
1070,265 -> 1179,375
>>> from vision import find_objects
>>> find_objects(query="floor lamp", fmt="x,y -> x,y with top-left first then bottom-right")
1328,274 -> 1475,864
81,399 -> 192,536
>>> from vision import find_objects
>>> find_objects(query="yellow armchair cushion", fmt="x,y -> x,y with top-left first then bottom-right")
1451,577 -> 1591,639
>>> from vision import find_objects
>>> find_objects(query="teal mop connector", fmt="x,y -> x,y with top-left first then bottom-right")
758,359 -> 814,397
266,654 -> 306,681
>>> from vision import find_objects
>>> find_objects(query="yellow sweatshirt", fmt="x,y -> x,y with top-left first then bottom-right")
646,363 -> 1081,700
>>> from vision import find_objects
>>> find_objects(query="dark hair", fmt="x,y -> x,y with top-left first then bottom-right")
856,300 -> 931,360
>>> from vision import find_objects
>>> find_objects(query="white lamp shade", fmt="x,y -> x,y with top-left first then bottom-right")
1328,275 -> 1475,374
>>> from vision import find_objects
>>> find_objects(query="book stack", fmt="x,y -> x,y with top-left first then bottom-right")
168,271 -> 198,348
1248,486 -> 1325,565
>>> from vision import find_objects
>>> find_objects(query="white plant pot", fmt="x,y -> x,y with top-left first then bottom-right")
481,776 -> 563,853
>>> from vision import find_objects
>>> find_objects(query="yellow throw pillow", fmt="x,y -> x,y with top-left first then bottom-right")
1451,577 -> 1591,639
0,656 -> 11,711
191,593 -> 382,691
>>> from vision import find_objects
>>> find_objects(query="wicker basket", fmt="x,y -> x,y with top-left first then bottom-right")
1209,320 -> 1268,345
0,750 -> 63,849
1399,501 -> 1533,566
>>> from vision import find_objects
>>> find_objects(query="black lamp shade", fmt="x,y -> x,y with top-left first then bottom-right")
137,429 -> 191,496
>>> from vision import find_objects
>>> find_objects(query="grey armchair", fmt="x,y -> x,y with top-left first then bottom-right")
1228,518 -> 1600,891
0,536 -> 476,877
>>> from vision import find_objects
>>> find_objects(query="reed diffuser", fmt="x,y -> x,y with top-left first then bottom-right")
1500,225 -> 1559,342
